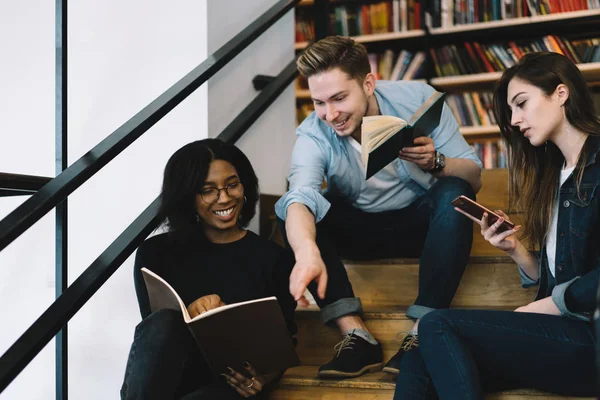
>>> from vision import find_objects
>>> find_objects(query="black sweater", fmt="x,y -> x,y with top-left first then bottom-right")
133,231 -> 297,337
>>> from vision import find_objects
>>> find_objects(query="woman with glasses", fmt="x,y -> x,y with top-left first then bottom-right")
121,139 -> 297,400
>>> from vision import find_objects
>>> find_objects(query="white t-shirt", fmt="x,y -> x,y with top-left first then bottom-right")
347,137 -> 416,212
546,166 -> 575,277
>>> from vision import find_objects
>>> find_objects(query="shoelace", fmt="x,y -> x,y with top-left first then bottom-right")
333,332 -> 356,357
395,332 -> 419,350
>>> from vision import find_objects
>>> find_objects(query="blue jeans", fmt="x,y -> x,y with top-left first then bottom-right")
394,309 -> 596,400
279,176 -> 475,324
121,309 -> 268,400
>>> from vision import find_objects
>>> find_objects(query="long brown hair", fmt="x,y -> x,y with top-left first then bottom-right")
493,52 -> 600,249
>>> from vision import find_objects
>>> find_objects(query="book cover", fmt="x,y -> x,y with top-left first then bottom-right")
360,90 -> 446,179
141,267 -> 300,376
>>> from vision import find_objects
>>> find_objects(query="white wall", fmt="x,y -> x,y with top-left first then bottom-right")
206,0 -> 297,231
66,2 -> 208,399
1,1 -> 296,399
0,1 -> 58,398
1,1 -> 208,399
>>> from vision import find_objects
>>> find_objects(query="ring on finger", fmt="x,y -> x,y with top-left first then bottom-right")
247,378 -> 255,389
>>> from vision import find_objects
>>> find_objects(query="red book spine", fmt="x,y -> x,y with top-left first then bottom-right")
473,42 -> 496,73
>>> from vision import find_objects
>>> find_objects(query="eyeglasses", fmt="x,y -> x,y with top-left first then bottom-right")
198,181 -> 244,204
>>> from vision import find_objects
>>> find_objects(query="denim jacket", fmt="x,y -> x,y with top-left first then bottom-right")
519,135 -> 600,321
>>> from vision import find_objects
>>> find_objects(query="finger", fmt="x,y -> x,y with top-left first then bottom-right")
481,212 -> 490,231
400,145 -> 432,154
289,269 -> 310,302
189,303 -> 205,318
493,225 -> 521,242
242,363 -> 264,391
243,362 -> 259,378
399,152 -> 429,160
316,270 -> 328,299
495,209 -> 510,220
224,380 -> 251,398
296,295 -> 309,307
454,207 -> 483,225
225,368 -> 258,395
412,136 -> 434,146
483,217 -> 510,241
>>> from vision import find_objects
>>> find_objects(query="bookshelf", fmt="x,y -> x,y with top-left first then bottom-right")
294,1 -> 600,146
429,9 -> 600,36
430,62 -> 600,90
295,29 -> 426,50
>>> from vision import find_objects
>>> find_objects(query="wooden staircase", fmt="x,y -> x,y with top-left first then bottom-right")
268,170 -> 594,399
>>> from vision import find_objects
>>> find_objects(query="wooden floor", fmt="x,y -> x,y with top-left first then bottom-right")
268,170 -> 593,399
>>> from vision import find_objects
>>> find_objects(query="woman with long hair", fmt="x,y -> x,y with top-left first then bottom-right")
395,52 -> 599,399
120,139 -> 296,399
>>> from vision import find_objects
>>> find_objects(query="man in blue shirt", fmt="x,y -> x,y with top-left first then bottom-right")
276,36 -> 482,378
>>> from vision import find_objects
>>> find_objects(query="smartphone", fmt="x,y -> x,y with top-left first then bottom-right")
451,195 -> 515,233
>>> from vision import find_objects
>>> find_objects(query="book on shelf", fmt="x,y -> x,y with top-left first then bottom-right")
430,35 -> 600,77
295,8 -> 315,42
447,92 -> 497,127
325,0 -> 422,37
141,267 -> 300,376
426,0 -> 599,28
370,50 -> 427,80
361,90 -> 446,179
471,140 -> 507,169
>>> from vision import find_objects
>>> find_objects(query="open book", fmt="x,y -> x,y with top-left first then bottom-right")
141,267 -> 299,376
361,90 -> 446,179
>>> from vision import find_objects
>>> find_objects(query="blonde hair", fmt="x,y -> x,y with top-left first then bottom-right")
297,36 -> 371,81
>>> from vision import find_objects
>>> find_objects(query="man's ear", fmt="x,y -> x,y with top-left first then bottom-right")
556,83 -> 569,106
363,73 -> 376,96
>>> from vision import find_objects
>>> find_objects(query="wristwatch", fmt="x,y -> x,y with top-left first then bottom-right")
431,151 -> 446,173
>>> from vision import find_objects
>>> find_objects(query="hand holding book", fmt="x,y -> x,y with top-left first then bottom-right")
398,136 -> 436,171
222,362 -> 280,397
361,90 -> 446,179
187,294 -> 226,318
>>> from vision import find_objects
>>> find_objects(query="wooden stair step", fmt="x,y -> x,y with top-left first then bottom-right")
269,366 -> 592,399
294,306 -> 512,366
295,307 -> 412,365
341,256 -> 537,309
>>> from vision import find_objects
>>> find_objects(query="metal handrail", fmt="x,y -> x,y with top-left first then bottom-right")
0,173 -> 52,197
0,55 -> 299,393
0,0 -> 299,252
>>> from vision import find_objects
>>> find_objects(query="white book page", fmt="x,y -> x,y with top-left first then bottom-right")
189,296 -> 277,322
141,267 -> 191,321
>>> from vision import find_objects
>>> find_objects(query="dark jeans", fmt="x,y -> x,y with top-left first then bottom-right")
121,309 -> 269,400
278,176 -> 474,324
395,309 -> 597,400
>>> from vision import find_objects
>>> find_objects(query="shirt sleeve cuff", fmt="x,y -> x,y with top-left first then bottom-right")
551,277 -> 589,321
518,265 -> 539,288
275,187 -> 331,223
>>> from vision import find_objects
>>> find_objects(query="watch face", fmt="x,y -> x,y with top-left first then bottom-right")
439,153 -> 446,168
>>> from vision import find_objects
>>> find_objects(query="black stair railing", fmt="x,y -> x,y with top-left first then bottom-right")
0,173 -> 52,197
0,0 -> 299,253
0,0 -> 300,394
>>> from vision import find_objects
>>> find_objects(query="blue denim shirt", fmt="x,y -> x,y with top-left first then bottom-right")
519,135 -> 600,321
275,80 -> 482,221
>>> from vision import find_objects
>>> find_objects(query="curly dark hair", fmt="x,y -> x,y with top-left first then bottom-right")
158,138 -> 259,243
